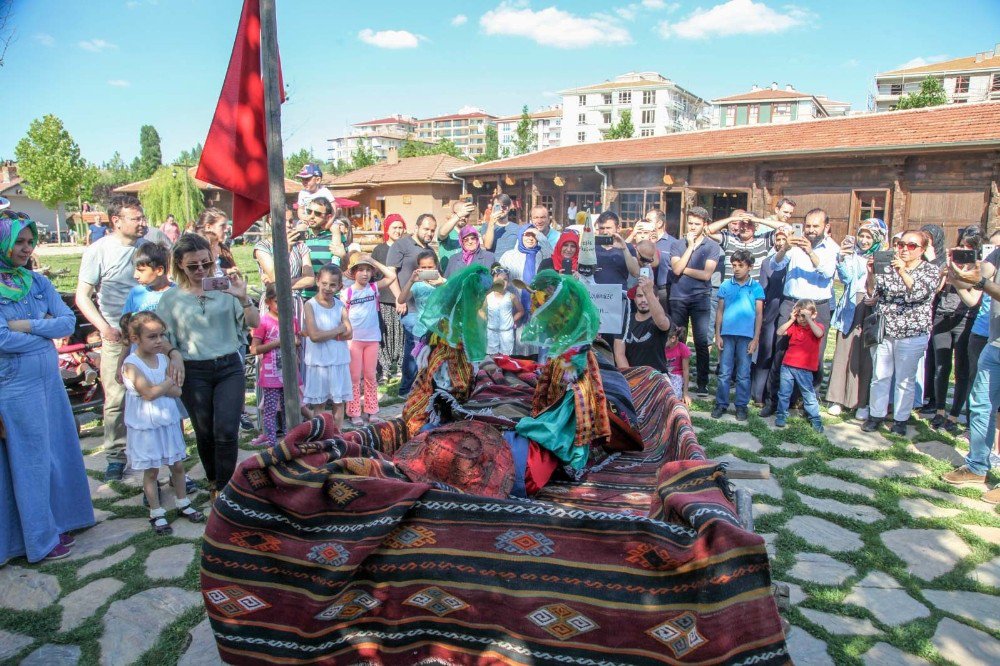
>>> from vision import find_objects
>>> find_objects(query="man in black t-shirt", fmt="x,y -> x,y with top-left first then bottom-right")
614,277 -> 672,372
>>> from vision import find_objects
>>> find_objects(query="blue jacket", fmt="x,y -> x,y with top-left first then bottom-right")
831,253 -> 868,334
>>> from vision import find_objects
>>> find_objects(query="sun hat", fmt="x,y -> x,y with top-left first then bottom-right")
345,252 -> 376,277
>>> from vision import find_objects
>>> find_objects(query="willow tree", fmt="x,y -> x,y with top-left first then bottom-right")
138,166 -> 204,225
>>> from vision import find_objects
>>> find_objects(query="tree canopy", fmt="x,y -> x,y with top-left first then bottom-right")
604,110 -> 635,140
399,139 -> 463,159
350,140 -> 378,170
476,125 -> 500,163
895,77 -> 948,110
138,166 -> 205,224
513,105 -> 535,155
284,147 -> 315,178
176,143 -> 203,166
14,114 -> 87,209
135,125 -> 163,178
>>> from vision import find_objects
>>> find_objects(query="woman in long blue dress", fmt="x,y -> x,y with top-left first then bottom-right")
0,211 -> 94,563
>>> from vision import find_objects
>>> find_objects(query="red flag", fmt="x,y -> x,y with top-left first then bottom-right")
196,0 -> 285,238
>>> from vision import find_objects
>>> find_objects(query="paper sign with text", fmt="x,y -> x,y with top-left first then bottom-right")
587,283 -> 624,335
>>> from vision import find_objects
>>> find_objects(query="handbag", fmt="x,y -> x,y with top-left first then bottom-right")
862,311 -> 885,348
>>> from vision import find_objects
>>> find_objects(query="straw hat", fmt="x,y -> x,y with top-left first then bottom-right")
345,253 -> 376,277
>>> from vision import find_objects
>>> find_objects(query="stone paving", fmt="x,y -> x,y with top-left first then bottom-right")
0,399 -> 997,664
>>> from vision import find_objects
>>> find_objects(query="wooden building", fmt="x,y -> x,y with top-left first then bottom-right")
453,103 -> 1000,244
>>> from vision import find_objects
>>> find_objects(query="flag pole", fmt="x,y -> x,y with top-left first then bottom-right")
259,0 -> 301,430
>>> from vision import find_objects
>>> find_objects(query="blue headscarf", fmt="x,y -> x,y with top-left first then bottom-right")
516,226 -> 541,317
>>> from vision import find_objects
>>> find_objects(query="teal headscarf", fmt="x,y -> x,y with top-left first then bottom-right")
0,213 -> 37,302
858,218 -> 887,256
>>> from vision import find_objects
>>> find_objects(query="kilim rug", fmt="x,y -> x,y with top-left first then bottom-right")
201,368 -> 788,664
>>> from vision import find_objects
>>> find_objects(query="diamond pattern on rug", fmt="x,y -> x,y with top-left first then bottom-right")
403,587 -> 469,617
384,525 -> 437,549
527,603 -> 599,640
307,542 -> 350,566
229,531 -> 282,553
626,543 -> 679,570
204,586 -> 271,618
326,480 -> 363,506
647,611 -> 707,657
495,529 -> 555,556
315,589 -> 381,621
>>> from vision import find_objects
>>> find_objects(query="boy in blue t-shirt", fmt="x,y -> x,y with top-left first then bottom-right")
712,249 -> 764,420
122,242 -> 174,315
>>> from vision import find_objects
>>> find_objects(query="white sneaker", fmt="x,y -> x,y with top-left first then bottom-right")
828,404 -> 842,416
855,407 -> 869,421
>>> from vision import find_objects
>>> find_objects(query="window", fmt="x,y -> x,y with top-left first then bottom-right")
852,190 -> 889,230
602,93 -> 612,105
890,83 -> 903,95
640,127 -> 655,137
953,98 -> 968,104
577,131 -> 586,143
724,106 -> 736,125
773,103 -> 791,119
578,113 -> 587,125
992,74 -> 1000,92
602,111 -> 612,125
618,90 -> 632,104
955,76 -> 970,93
641,109 -> 655,124
578,94 -> 587,106
540,194 -> 555,217
749,104 -> 760,124
617,192 -> 645,224
642,90 -> 655,105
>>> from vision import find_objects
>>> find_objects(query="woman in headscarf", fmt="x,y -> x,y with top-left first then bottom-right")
539,231 -> 580,275
372,214 -> 407,382
0,211 -> 95,563
826,218 -> 885,418
443,225 -> 494,279
499,226 -> 551,355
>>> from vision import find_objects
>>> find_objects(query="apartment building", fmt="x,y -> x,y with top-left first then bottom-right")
416,111 -> 498,158
496,107 -> 562,155
328,115 -> 421,164
873,43 -> 1000,111
560,72 -> 707,145
710,84 -> 850,128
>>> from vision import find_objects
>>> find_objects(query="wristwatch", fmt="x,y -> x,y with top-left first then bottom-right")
975,277 -> 987,290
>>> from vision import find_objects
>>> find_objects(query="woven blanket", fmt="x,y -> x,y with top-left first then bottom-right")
201,367 -> 787,664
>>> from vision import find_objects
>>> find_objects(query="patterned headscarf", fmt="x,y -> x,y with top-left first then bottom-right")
0,213 -> 37,302
857,218 -> 887,256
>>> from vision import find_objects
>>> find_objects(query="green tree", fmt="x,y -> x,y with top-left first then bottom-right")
895,77 -> 948,110
605,110 -> 635,140
176,142 -> 203,166
513,106 -> 535,155
475,125 -> 499,163
14,114 -> 87,237
350,140 -> 378,170
326,159 -> 352,176
138,166 -> 205,224
399,139 -> 463,159
136,125 -> 163,178
285,147 -> 315,178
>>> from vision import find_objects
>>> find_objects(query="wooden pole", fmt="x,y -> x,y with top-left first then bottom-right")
260,0 -> 301,429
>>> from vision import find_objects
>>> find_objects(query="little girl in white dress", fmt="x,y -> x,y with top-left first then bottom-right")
121,311 -> 204,535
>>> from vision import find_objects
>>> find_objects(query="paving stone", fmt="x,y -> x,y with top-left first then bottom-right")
187,461 -> 206,481
760,533 -> 777,559
87,475 -> 119,500
714,431 -> 762,452
906,440 -> 965,467
777,441 -> 814,454
83,454 -> 108,473
881,529 -> 973,581
827,457 -> 929,481
145,543 -> 196,580
100,587 -> 202,666
92,508 -> 114,523
178,617 -> 224,666
776,580 -> 807,605
715,454 -> 770,479
170,512 -> 210,540
843,571 -> 930,626
964,524 -> 1000,543
825,422 -> 889,452
914,486 -> 997,514
730,476 -> 783,499
860,642 -> 931,666
0,628 -> 33,661
59,577 -> 125,632
898,498 -> 963,520
797,473 -> 877,499
0,565 -> 61,611
784,626 -> 833,666
77,546 -> 136,580
66,518 -> 148,562
788,552 -> 856,586
799,608 -> 881,636
931,617 -> 1000,665
786,515 -> 863,552
761,456 -> 801,469
798,493 -> 885,524
968,556 -> 1000,588
922,590 -> 1000,632
79,435 -> 102,452
691,410 -> 741,425
21,643 -> 82,665
753,503 -> 782,517
114,492 -> 178,510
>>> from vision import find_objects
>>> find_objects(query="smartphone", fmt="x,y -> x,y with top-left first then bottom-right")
792,223 -> 804,237
843,235 -> 856,248
417,270 -> 440,281
492,201 -> 503,217
951,248 -> 976,264
639,266 -> 653,280
561,257 -> 573,274
595,234 -> 614,246
202,277 -> 231,291
872,250 -> 895,274
982,244 -> 996,260
459,193 -> 473,203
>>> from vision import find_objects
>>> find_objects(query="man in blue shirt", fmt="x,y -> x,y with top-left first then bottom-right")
647,209 -> 677,312
713,249 -> 765,420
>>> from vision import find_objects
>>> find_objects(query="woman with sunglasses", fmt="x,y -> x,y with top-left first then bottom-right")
862,230 -> 941,434
157,234 -> 259,500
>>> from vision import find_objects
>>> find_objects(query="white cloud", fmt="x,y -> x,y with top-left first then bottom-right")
641,0 -> 666,8
451,14 -> 468,26
616,1 -> 678,21
107,79 -> 131,87
78,38 -> 118,52
657,0 -> 810,39
358,28 -> 420,49
894,54 -> 949,70
481,2 -> 631,49
34,33 -> 55,47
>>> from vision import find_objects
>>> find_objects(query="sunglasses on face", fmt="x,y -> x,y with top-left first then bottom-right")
894,241 -> 921,251
184,261 -> 214,271
304,208 -> 326,217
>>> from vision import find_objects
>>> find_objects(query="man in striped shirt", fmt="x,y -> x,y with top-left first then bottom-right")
300,197 -> 346,299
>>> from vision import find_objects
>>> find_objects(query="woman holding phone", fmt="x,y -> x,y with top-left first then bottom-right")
157,234 -> 259,499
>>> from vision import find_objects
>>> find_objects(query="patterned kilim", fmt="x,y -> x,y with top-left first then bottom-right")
201,367 -> 787,664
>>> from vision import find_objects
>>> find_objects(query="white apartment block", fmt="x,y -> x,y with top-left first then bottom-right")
874,44 -> 1000,112
327,115 -> 419,164
416,111 -> 497,158
560,72 -> 707,145
496,107 -> 562,155
710,84 -> 850,128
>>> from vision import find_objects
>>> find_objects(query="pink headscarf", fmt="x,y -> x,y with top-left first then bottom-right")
459,225 -> 480,265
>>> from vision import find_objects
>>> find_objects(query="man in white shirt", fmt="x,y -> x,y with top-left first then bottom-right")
759,208 -> 838,417
567,199 -> 577,224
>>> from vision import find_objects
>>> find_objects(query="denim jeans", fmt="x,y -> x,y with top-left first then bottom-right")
400,321 -> 417,396
777,365 -> 821,427
965,343 -> 1000,475
180,353 -> 243,487
669,296 -> 712,389
716,335 -> 751,409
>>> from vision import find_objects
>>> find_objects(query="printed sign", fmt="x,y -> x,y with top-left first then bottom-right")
587,283 -> 624,335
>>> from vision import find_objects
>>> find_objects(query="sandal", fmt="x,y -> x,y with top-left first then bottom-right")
149,516 -> 173,536
178,505 -> 206,523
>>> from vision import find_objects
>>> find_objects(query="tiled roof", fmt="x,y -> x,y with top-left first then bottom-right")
496,109 -> 563,122
562,79 -> 671,94
881,53 -> 1000,76
418,112 -> 496,123
115,167 -> 301,194
455,102 -> 1000,174
328,154 -> 473,186
713,89 -> 814,103
353,116 -> 416,126
0,175 -> 24,195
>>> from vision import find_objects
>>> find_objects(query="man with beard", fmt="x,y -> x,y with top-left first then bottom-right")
300,197 -> 347,299
614,276 -> 672,372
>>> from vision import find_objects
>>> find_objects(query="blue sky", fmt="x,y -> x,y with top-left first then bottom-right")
3,0 -> 999,166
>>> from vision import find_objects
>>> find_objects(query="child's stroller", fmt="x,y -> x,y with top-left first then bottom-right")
57,292 -> 104,433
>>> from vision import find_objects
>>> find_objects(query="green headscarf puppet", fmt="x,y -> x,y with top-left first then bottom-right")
0,212 -> 38,302
418,263 -> 492,362
520,269 -> 600,356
